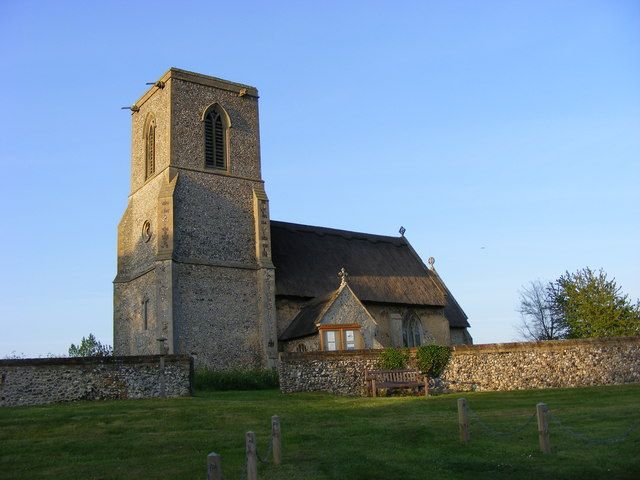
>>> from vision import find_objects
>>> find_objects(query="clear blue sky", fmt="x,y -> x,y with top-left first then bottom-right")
1,0 -> 638,357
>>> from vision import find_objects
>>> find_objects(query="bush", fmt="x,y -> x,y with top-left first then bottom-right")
415,345 -> 452,377
194,368 -> 279,391
377,348 -> 410,370
68,334 -> 112,357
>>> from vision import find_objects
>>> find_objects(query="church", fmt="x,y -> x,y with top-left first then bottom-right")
113,68 -> 472,369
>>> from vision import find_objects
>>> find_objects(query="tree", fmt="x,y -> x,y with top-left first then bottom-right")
550,268 -> 640,339
68,334 -> 112,357
517,280 -> 567,341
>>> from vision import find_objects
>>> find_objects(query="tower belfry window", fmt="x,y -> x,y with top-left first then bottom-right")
204,105 -> 229,170
145,118 -> 156,180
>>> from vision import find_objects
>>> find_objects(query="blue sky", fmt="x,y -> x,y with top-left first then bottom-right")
0,0 -> 638,357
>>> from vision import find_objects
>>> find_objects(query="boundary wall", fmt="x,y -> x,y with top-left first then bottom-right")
278,336 -> 640,395
0,355 -> 193,407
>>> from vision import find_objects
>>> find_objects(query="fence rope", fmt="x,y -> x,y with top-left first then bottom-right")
256,436 -> 274,464
547,411 -> 640,446
468,407 -> 537,438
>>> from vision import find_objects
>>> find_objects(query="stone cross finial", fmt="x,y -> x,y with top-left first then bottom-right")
399,226 -> 406,237
338,267 -> 349,286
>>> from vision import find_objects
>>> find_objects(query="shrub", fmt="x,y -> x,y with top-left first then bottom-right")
194,368 -> 279,391
415,345 -> 452,377
377,348 -> 410,370
68,334 -> 112,357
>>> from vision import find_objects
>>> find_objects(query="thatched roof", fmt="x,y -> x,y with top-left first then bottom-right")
431,269 -> 470,328
278,293 -> 336,341
270,221 -> 446,307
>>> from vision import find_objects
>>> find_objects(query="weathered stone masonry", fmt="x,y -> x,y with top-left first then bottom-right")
279,336 -> 640,395
0,355 -> 193,407
278,351 -> 380,396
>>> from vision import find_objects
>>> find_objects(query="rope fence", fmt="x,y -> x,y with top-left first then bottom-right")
458,398 -> 640,454
206,415 -> 282,480
547,411 -> 640,446
206,399 -> 638,478
468,407 -> 537,438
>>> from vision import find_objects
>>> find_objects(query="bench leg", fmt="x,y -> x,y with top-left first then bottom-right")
372,379 -> 377,397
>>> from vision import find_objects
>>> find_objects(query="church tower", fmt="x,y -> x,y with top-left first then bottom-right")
114,68 -> 278,369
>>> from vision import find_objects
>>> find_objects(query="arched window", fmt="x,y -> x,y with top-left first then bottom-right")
402,311 -> 422,348
144,117 -> 156,180
296,343 -> 307,353
203,104 -> 230,170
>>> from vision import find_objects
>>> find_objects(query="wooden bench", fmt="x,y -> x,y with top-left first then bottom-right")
365,369 -> 429,397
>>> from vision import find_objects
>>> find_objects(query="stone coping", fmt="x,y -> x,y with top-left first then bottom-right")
134,67 -> 259,108
452,335 -> 640,354
280,336 -> 640,360
0,355 -> 192,368
280,349 -> 379,361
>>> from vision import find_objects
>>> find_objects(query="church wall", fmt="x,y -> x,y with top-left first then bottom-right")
276,297 -> 453,351
365,304 -> 450,346
164,73 -> 276,370
320,288 -> 380,349
130,80 -> 172,193
116,174 -> 164,279
418,307 -> 451,345
115,173 -> 170,358
172,262 -> 266,369
114,269 -> 158,355
172,171 -> 259,265
282,335 -> 320,353
171,77 -> 262,180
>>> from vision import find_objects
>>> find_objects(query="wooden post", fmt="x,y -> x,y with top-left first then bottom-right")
457,398 -> 470,443
423,376 -> 429,397
537,403 -> 551,454
207,452 -> 222,480
246,431 -> 258,480
371,378 -> 377,397
272,415 -> 281,465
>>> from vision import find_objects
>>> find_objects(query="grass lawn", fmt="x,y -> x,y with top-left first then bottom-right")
1,384 -> 639,479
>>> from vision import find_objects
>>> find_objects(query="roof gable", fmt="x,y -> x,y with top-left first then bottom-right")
279,283 -> 376,341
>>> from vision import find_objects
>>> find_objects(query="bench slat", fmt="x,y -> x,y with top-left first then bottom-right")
366,369 -> 428,397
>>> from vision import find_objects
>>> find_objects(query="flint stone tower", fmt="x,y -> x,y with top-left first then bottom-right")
114,68 -> 278,369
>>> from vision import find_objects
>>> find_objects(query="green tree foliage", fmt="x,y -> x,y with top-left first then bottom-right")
415,345 -> 452,377
377,348 -> 410,370
550,268 -> 640,339
68,334 -> 113,357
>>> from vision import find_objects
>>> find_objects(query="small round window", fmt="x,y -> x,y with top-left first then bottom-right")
142,220 -> 152,243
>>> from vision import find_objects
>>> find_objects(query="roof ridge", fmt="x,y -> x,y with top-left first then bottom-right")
270,220 -> 403,245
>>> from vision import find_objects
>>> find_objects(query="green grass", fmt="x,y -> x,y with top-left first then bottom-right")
1,385 -> 639,479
